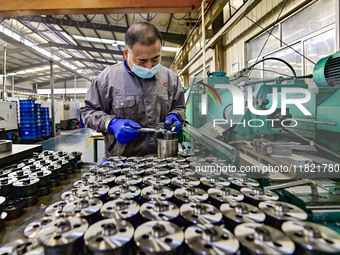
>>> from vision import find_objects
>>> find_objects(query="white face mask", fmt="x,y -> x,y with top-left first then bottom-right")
132,63 -> 161,79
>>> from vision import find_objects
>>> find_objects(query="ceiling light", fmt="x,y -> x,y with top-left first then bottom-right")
17,71 -> 26,74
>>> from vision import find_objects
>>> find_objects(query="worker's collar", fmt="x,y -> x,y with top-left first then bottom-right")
124,59 -> 158,81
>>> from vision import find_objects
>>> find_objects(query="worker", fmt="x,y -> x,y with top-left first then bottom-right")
80,22 -> 186,160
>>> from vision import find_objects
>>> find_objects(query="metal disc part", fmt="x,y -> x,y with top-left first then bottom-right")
185,224 -> 239,255
259,201 -> 308,222
234,223 -> 295,255
241,187 -> 279,202
208,187 -> 244,203
63,198 -> 103,218
84,218 -> 134,253
61,188 -> 80,202
228,177 -> 260,189
108,185 -> 141,200
200,177 -> 230,188
24,216 -> 54,239
101,199 -> 140,220
171,176 -> 200,187
220,202 -> 266,224
134,220 -> 184,254
115,174 -> 143,186
45,200 -> 67,217
76,184 -> 109,199
282,220 -> 340,254
180,202 -> 222,225
140,200 -> 179,221
141,185 -> 174,200
143,174 -> 171,186
174,187 -> 209,203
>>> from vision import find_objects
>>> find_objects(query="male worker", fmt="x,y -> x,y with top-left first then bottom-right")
81,22 -> 186,158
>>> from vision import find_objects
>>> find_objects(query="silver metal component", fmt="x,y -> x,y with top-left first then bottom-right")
235,223 -> 295,255
61,188 -> 80,202
134,220 -> 184,254
121,167 -> 145,176
24,216 -> 53,239
143,174 -> 171,186
228,177 -> 260,188
157,138 -> 178,158
171,176 -> 200,187
0,238 -> 39,255
115,174 -> 143,186
45,201 -> 67,217
8,169 -> 32,179
12,177 -> 40,196
180,202 -> 222,224
200,177 -> 230,188
145,167 -> 169,176
174,187 -> 209,203
63,198 -> 103,219
170,168 -> 196,176
208,187 -> 244,203
84,219 -> 134,254
241,187 -> 279,202
76,184 -> 109,199
101,199 -> 140,220
282,220 -> 340,254
140,200 -> 179,221
259,201 -> 308,221
185,224 -> 239,255
108,185 -> 141,200
0,140 -> 12,153
141,185 -> 173,200
38,216 -> 89,255
220,202 -> 266,224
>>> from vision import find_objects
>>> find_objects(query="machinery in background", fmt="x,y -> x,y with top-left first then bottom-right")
0,101 -> 19,143
184,52 -> 340,224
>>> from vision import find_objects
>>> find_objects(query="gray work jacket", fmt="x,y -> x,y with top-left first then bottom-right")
80,62 -> 186,157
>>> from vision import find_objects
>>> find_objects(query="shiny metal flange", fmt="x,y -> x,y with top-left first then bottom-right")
29,169 -> 52,186
258,201 -> 308,222
76,184 -> 109,199
170,168 -> 196,177
24,216 -> 54,239
38,216 -> 89,254
45,200 -> 67,217
115,174 -> 143,186
63,198 -> 103,218
141,185 -> 173,200
97,176 -> 117,188
234,223 -> 295,255
121,167 -> 145,176
143,174 -> 171,186
282,220 -> 340,254
171,176 -> 200,187
101,162 -> 122,174
185,223 -> 239,255
220,202 -> 266,224
145,167 -> 169,176
174,187 -> 208,203
84,218 -> 134,254
108,155 -> 127,162
200,177 -> 230,188
0,238 -> 40,255
23,164 -> 42,172
228,177 -> 260,189
140,200 -> 179,221
0,169 -> 12,178
43,164 -> 61,179
73,177 -> 96,188
241,187 -> 279,203
108,185 -> 141,200
61,188 -> 80,202
134,220 -> 184,254
180,202 -> 222,225
208,187 -> 244,203
0,196 -> 5,207
0,176 -> 17,197
101,199 -> 140,220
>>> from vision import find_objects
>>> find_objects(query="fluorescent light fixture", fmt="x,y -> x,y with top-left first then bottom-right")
72,35 -> 180,52
17,71 -> 26,75
7,73 -> 17,76
38,88 -> 88,94
35,67 -> 45,71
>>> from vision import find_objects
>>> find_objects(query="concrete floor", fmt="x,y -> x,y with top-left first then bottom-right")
38,128 -> 104,163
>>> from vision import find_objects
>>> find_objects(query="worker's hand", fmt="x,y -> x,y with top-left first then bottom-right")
164,113 -> 181,133
108,118 -> 141,144
98,158 -> 108,167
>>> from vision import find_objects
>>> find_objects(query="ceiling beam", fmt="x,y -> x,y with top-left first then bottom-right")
0,0 -> 201,16
67,58 -> 117,66
14,71 -> 66,84
15,16 -> 186,45
39,42 -> 123,56
7,62 -> 48,73
39,76 -> 87,86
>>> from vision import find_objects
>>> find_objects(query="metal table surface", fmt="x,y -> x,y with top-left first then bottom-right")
0,144 -> 43,167
0,163 -> 95,247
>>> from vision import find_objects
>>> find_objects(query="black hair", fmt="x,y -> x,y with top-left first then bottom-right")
125,22 -> 163,49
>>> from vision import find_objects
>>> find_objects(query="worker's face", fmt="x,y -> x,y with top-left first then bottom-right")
124,40 -> 162,70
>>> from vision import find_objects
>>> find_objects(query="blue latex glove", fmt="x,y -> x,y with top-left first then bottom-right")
164,113 -> 181,133
98,158 -> 108,166
108,118 -> 141,144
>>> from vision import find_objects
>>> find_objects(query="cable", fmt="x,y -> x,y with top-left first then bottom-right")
251,68 -> 294,78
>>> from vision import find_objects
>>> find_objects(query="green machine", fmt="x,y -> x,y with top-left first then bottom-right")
183,52 -> 340,226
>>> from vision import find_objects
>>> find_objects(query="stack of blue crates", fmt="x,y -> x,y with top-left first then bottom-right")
41,107 -> 51,137
19,99 -> 36,140
35,103 -> 42,139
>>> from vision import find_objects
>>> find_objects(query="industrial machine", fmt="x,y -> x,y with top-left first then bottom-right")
184,52 -> 340,227
0,101 -> 19,143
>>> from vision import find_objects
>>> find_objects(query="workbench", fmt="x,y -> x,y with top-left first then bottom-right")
0,144 -> 42,167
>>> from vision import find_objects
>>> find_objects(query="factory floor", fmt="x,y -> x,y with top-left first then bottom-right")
38,128 -> 104,163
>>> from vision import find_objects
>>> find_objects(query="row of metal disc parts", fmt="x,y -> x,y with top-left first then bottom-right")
0,150 -> 83,226
1,154 -> 340,255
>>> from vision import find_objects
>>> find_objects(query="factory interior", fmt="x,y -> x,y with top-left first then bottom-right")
1,0 -> 340,254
